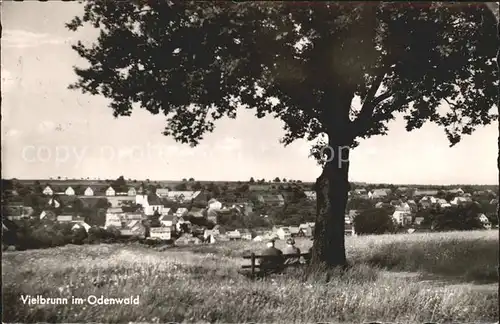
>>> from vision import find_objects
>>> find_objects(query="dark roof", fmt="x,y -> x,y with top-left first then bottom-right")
79,197 -> 105,208
160,214 -> 176,221
147,194 -> 162,205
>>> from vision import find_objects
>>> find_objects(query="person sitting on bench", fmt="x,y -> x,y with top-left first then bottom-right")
283,238 -> 301,265
258,238 -> 284,274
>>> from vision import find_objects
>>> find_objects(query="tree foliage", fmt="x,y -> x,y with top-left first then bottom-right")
353,208 -> 396,235
67,1 -> 497,150
421,203 -> 485,231
112,175 -> 128,192
67,1 -> 498,266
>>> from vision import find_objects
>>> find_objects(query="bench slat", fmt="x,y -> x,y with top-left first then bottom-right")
242,253 -> 310,259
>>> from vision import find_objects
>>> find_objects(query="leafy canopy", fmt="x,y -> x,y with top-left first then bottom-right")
67,1 -> 498,154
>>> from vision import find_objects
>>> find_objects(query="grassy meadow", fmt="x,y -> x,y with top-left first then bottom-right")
3,230 -> 499,323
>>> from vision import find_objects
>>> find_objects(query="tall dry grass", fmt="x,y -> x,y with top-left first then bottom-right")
2,230 -> 498,323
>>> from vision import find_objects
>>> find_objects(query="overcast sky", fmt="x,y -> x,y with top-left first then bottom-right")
1,2 -> 498,185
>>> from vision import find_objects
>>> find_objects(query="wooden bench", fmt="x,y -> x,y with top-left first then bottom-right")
241,252 -> 311,278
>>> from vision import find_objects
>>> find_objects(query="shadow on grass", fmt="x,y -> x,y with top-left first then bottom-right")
361,240 -> 499,284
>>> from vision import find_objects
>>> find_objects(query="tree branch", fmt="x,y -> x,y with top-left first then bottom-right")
350,71 -> 391,138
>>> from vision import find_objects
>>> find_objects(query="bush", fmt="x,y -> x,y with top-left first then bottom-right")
72,227 -> 88,245
423,204 -> 485,231
87,226 -> 120,243
11,221 -> 74,249
353,208 -> 396,235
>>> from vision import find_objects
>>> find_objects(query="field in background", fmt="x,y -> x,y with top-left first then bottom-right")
3,230 -> 498,323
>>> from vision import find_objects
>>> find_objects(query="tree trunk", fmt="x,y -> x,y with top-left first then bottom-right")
485,1 -> 500,240
311,92 -> 353,268
496,10 -> 500,232
311,146 -> 350,267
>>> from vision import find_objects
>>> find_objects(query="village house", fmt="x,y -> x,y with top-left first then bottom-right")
345,223 -> 356,236
120,220 -> 146,238
174,207 -> 189,218
175,216 -> 192,232
206,208 -> 219,224
240,229 -> 252,240
204,225 -> 224,243
208,198 -> 223,210
47,197 -> 62,209
203,230 -> 218,244
106,186 -> 116,196
84,187 -> 94,196
227,229 -> 242,240
175,234 -> 202,246
159,214 -> 177,229
72,222 -> 91,233
187,208 -> 204,219
166,191 -> 201,203
354,188 -> 367,195
128,187 -> 137,196
64,186 -> 75,196
392,210 -> 412,226
369,189 -> 390,199
347,210 -> 359,221
478,214 -> 491,229
375,201 -> 390,209
419,196 -> 438,209
72,215 -> 86,223
149,226 -> 172,240
248,184 -> 272,191
437,198 -> 452,208
43,185 -> 54,196
161,207 -> 172,216
135,194 -> 148,206
289,226 -> 300,237
473,190 -> 488,196
227,202 -> 253,216
407,200 -> 418,212
450,196 -> 472,206
395,202 -> 412,213
275,227 -> 292,240
414,216 -> 425,225
155,188 -> 169,198
297,224 -> 313,237
413,189 -> 439,197
105,213 -> 123,229
257,194 -> 285,206
107,206 -> 123,214
143,194 -> 163,216
389,199 -> 403,207
303,191 -> 317,201
122,213 -> 143,221
39,210 -> 57,221
79,197 -> 104,210
57,214 -> 74,222
446,188 -> 465,195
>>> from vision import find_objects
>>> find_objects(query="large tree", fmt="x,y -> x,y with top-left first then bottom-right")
67,1 -> 498,267
484,2 -> 499,230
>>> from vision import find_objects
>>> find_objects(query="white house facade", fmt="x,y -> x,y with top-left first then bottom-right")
43,186 -> 53,196
65,187 -> 75,196
84,187 -> 94,196
106,186 -> 116,196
